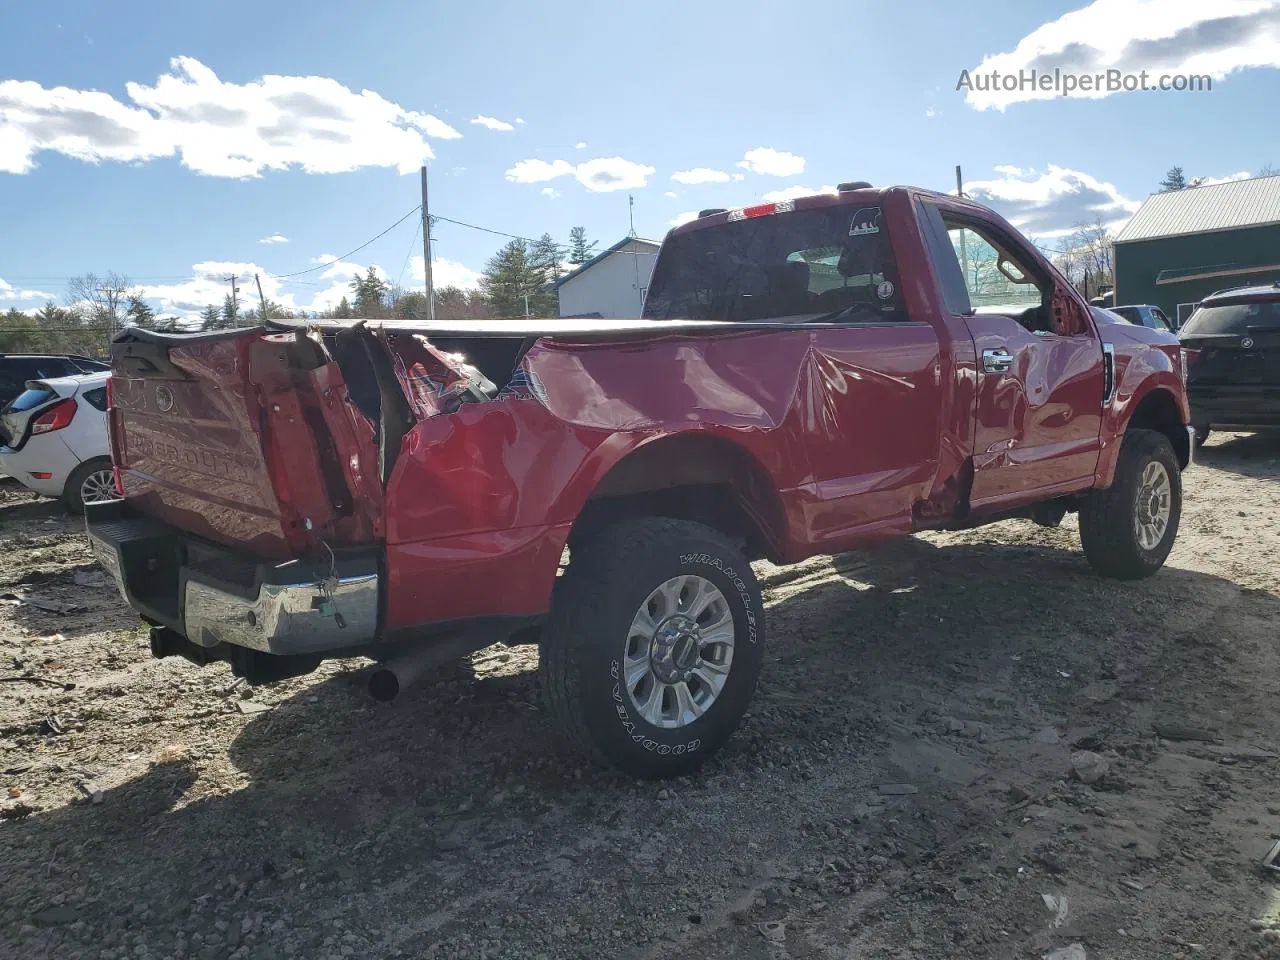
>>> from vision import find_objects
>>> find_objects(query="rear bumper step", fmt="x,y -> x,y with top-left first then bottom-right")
85,500 -> 379,657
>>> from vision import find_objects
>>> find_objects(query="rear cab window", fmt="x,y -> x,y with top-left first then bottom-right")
643,203 -> 907,324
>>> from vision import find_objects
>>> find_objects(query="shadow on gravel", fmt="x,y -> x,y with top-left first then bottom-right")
1197,430 -> 1280,479
3,535 -> 1275,958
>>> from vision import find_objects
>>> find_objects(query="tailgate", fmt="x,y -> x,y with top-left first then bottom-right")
109,327 -> 386,560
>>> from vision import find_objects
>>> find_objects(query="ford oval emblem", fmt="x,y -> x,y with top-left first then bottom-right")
1241,336 -> 1255,349
155,385 -> 174,412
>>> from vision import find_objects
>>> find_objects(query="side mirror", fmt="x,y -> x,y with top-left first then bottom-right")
1051,288 -> 1090,336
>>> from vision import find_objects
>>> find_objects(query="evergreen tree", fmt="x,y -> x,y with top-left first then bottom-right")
481,240 -> 558,317
221,294 -> 239,327
125,294 -> 155,329
568,226 -> 598,265
350,267 -> 389,317
199,305 -> 221,328
533,233 -> 568,284
1159,166 -> 1188,191
333,296 -> 354,320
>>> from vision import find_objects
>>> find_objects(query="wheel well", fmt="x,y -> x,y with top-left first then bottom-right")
567,434 -> 787,562
1127,389 -> 1189,468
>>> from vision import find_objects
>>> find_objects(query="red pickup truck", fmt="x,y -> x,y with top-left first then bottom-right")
87,183 -> 1193,778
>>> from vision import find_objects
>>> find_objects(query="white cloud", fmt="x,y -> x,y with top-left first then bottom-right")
736,147 -> 805,177
0,56 -> 461,177
760,185 -> 838,203
505,155 -> 655,192
141,261 -> 279,314
671,167 -> 731,185
924,106 -> 939,118
540,186 -> 560,198
732,173 -> 746,181
664,191 -> 678,199
963,164 -> 1141,237
470,114 -> 515,132
574,141 -> 587,149
574,157 -> 655,192
993,164 -> 1025,176
0,278 -> 56,302
962,0 -> 1280,110
412,256 -> 483,290
257,233 -> 289,244
1195,170 -> 1253,185
505,158 -> 575,183
669,211 -> 699,227
515,117 -> 526,125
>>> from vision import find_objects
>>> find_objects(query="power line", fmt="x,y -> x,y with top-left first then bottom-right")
266,204 -> 422,279
396,217 -> 423,290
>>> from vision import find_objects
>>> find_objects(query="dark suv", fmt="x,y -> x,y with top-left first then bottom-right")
0,354 -> 108,410
1179,283 -> 1280,445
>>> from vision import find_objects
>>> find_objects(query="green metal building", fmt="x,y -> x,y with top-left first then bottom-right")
1113,175 -> 1280,326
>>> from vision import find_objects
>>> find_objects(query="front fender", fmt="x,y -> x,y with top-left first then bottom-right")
1093,342 -> 1189,489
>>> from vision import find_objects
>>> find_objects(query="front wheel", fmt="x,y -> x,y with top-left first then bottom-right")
1079,429 -> 1182,580
540,517 -> 766,779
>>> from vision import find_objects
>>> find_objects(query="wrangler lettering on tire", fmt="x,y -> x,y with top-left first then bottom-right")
541,517 -> 765,779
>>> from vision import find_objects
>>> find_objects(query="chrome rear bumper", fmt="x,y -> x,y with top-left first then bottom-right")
85,504 -> 379,657
183,571 -> 378,654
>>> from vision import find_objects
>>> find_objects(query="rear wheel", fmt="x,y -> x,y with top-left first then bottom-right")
1079,429 -> 1181,580
63,457 -> 117,515
540,517 -> 765,779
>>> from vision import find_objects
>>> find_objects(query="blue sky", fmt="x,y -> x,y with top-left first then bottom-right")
1,0 -> 1278,317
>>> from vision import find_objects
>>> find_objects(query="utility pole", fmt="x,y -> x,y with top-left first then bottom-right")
628,194 -> 637,238
955,165 -> 969,286
254,274 -> 269,322
420,164 -> 436,321
225,274 -> 240,327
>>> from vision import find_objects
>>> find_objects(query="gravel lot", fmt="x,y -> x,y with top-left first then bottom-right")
4,434 -> 1280,959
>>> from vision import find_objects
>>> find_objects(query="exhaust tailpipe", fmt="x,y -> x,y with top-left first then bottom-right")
368,631 -> 500,702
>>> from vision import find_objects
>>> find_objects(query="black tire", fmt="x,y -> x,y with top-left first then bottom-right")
541,517 -> 766,779
63,457 -> 116,515
1079,429 -> 1181,580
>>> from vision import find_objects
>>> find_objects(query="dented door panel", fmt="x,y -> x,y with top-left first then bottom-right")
965,317 -> 1104,509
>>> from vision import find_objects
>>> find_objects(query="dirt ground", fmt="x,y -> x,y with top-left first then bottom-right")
4,436 -> 1280,960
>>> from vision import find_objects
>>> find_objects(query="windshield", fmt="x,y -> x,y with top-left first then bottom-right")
1180,300 -> 1280,337
643,205 -> 905,323
1111,306 -> 1138,323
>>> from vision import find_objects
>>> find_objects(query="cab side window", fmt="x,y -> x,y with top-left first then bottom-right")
944,220 -> 1053,334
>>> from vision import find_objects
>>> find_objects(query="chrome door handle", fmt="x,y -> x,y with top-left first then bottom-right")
982,348 -> 1014,374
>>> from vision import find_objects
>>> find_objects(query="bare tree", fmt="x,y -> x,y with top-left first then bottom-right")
65,272 -> 136,348
1052,219 -> 1114,300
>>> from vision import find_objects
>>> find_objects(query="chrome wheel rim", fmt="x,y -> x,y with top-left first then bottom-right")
80,469 -> 118,505
1134,461 -> 1171,551
622,575 -> 735,729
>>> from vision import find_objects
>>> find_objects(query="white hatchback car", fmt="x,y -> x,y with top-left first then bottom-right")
0,371 -> 118,513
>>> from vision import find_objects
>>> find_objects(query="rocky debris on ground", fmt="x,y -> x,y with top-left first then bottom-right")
3,439 -> 1280,957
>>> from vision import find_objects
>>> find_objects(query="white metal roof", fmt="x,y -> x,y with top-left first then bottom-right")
1114,175 -> 1280,244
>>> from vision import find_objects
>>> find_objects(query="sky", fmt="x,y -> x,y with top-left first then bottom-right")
1,0 -> 1279,319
